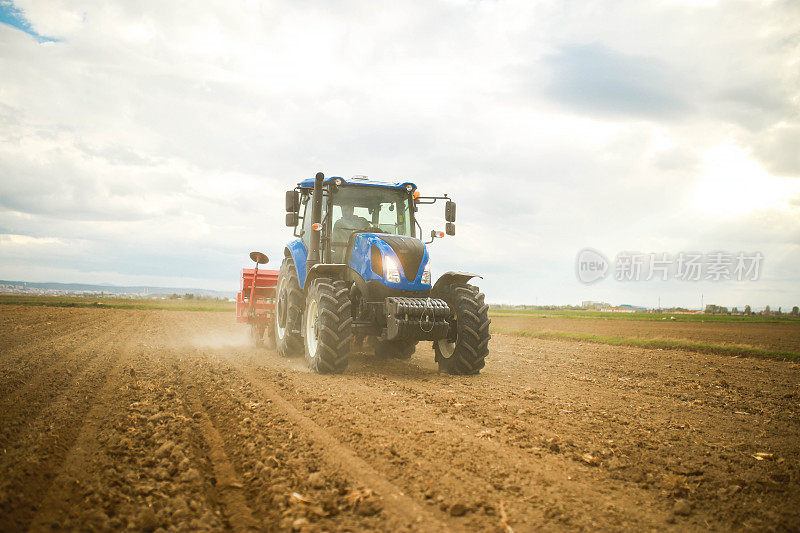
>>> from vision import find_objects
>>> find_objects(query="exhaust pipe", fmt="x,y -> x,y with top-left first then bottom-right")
306,171 -> 324,271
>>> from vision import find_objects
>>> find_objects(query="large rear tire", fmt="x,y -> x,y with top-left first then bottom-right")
434,283 -> 490,375
303,278 -> 352,373
275,257 -> 303,357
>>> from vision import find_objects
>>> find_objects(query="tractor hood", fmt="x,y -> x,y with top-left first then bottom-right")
348,233 -> 430,291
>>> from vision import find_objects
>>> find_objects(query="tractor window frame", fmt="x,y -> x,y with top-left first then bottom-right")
329,185 -> 416,237
300,190 -> 328,248
326,184 -> 416,263
296,192 -> 308,239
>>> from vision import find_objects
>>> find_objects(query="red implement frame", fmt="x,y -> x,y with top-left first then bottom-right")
236,264 -> 279,346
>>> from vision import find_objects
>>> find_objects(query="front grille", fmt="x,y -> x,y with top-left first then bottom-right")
379,235 -> 424,282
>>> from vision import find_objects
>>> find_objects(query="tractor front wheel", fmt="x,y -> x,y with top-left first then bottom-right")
275,257 -> 303,357
303,278 -> 352,373
434,283 -> 491,375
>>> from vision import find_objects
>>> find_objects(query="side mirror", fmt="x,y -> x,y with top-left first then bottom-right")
249,251 -> 269,264
285,212 -> 299,227
446,222 -> 455,236
445,201 -> 456,222
285,190 -> 299,212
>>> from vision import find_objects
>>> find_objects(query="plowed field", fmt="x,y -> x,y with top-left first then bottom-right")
1,306 -> 798,531
491,315 -> 800,353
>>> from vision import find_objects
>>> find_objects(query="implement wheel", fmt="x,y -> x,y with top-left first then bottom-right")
249,323 -> 265,347
303,278 -> 352,373
434,283 -> 491,375
275,257 -> 303,357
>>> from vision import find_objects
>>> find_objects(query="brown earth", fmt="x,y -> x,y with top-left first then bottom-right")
0,305 -> 799,532
492,315 -> 800,353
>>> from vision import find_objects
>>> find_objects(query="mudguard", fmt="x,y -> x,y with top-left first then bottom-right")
431,271 -> 482,299
304,263 -> 348,290
285,239 -> 308,286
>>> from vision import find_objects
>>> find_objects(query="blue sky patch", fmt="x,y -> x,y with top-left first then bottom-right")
0,0 -> 58,42
544,43 -> 688,119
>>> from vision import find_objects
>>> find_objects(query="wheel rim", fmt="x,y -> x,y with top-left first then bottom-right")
276,276 -> 287,340
438,339 -> 456,358
438,316 -> 458,358
305,297 -> 319,358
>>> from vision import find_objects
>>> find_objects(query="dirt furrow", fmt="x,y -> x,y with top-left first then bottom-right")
235,353 -> 664,531
219,332 -> 799,530
0,313 -> 145,532
151,311 -> 390,530
0,311 -> 118,399
231,362 -> 448,531
23,313 -> 232,531
0,308 -> 107,358
0,312 -> 140,448
180,374 -> 260,531
158,307 -> 428,530
165,317 -> 440,531
0,306 -> 89,343
26,314 -> 152,531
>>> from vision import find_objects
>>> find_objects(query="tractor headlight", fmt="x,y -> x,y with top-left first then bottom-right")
385,257 -> 401,283
422,262 -> 431,285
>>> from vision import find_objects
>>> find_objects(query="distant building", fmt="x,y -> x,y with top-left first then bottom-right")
599,304 -> 647,313
581,300 -> 610,310
617,304 -> 647,311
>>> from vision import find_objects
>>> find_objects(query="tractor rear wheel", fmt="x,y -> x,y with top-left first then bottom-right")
434,283 -> 491,375
275,257 -> 303,357
373,339 -> 417,359
303,278 -> 352,373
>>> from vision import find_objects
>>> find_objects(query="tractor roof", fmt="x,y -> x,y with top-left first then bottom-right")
297,175 -> 416,191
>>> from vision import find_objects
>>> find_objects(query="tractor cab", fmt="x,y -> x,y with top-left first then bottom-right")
308,180 -> 414,264
288,176 -> 418,263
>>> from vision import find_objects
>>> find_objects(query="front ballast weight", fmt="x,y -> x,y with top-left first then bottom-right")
385,297 -> 450,341
276,171 -> 491,374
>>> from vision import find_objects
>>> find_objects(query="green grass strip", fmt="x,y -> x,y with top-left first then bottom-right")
0,299 -> 233,313
491,327 -> 800,361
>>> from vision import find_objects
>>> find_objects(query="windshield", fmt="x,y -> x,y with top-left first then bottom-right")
329,185 -> 414,262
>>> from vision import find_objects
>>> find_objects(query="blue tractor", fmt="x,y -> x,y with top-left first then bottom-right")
275,172 -> 490,374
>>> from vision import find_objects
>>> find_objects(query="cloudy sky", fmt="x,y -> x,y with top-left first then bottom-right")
1,0 -> 798,308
